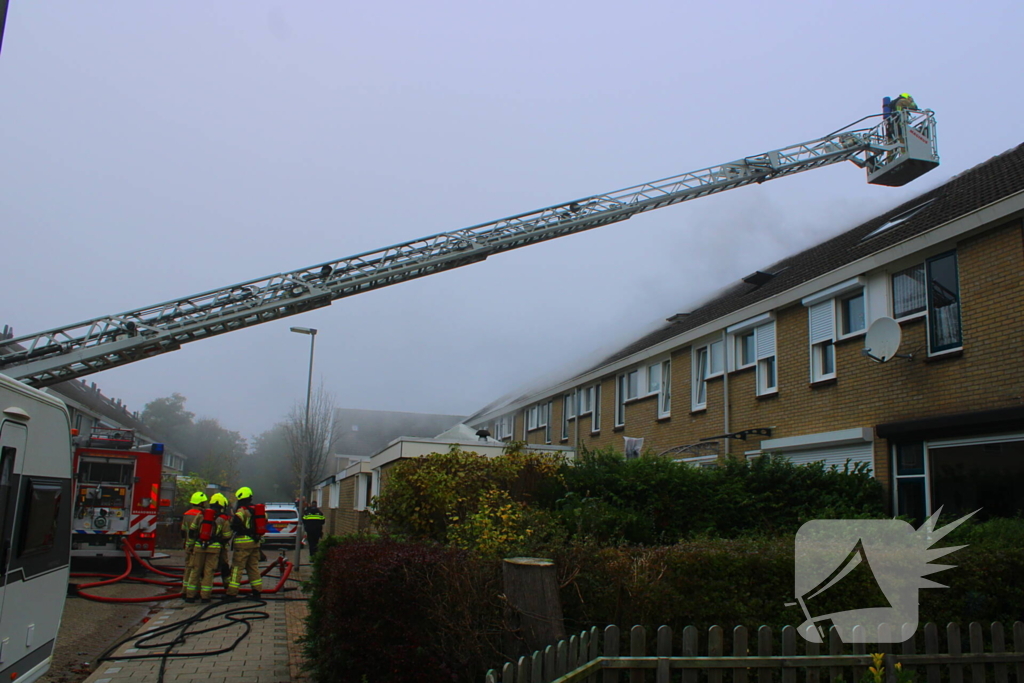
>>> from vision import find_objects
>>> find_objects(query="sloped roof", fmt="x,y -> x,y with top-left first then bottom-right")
597,142 -> 1024,367
472,142 -> 1024,421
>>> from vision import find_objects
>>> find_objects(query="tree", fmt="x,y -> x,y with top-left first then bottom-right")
141,394 -> 247,488
283,383 -> 341,502
244,424 -> 294,502
141,393 -> 194,440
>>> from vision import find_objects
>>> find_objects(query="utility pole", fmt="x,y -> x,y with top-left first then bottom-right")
290,326 -> 317,570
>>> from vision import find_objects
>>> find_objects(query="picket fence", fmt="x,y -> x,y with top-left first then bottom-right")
485,622 -> 1024,683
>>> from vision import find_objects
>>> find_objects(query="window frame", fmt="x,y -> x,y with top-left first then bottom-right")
837,288 -> 867,339
925,250 -> 962,354
692,346 -> 709,410
753,321 -> 777,396
658,360 -> 671,419
891,263 -> 927,321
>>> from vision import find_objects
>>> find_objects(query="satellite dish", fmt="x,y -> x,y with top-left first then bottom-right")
863,317 -> 904,362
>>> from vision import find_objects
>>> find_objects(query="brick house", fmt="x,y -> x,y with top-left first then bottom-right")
469,143 -> 1024,524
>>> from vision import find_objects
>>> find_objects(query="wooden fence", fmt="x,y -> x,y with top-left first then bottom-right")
485,622 -> 1024,683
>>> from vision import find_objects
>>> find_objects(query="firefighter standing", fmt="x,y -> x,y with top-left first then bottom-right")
180,491 -> 207,600
891,93 -> 918,112
302,504 -> 326,555
227,486 -> 263,600
187,493 -> 232,603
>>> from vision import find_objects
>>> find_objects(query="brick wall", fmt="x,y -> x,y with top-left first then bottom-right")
511,219 -> 1024,490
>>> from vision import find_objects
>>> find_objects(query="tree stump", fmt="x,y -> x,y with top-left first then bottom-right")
502,557 -> 566,656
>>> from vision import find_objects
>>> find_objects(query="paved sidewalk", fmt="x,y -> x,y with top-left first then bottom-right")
80,558 -> 310,683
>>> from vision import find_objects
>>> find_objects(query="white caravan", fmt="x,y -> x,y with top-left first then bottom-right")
0,374 -> 73,683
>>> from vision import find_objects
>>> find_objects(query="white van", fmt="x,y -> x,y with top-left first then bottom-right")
262,502 -> 300,548
0,373 -> 73,683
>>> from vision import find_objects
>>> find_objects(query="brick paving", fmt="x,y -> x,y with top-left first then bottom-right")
80,557 -> 311,683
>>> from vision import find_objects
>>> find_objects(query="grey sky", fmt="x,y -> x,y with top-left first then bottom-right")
2,1 -> 1021,443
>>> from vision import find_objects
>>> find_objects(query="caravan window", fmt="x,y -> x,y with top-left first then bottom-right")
0,447 -> 15,558
18,478 -> 63,559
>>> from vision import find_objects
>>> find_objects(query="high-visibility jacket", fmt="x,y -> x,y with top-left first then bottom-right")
231,506 -> 261,547
302,511 -> 326,534
892,94 -> 917,111
181,506 -> 204,549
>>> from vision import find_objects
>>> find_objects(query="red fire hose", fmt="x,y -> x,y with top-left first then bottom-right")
71,540 -> 294,603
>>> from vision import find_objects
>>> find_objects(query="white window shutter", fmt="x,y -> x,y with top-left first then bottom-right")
808,301 -> 834,344
756,322 -> 776,360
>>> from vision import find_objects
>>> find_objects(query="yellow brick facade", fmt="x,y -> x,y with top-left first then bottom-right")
504,218 -> 1024,508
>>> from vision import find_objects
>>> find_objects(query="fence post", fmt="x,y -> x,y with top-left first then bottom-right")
948,622 -> 964,683
708,626 -> 724,683
923,623 -> 940,683
486,669 -> 498,683
883,653 -> 897,683
757,625 -> 773,683
829,626 -> 842,683
657,626 -> 673,683
1013,621 -> 1024,683
569,634 -> 579,673
502,661 -> 515,683
630,626 -> 646,683
968,622 -> 985,683
682,625 -> 699,683
545,645 -> 556,683
557,640 -> 569,678
780,626 -> 795,683
517,656 -> 529,683
991,622 -> 1007,683
735,626 -> 750,683
603,625 -> 621,683
805,628 -> 820,683
532,650 -> 543,683
851,625 -> 867,683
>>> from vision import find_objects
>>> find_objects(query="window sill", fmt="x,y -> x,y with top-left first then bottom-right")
809,377 -> 837,388
656,415 -> 671,422
613,426 -> 625,433
690,407 -> 707,415
625,394 -> 659,406
925,348 -> 963,363
894,311 -> 926,324
590,431 -> 601,437
730,365 -> 756,375
835,332 -> 865,346
756,391 -> 779,401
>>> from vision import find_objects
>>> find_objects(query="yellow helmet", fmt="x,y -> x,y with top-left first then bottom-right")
190,491 -> 208,505
900,93 -> 911,99
209,493 -> 229,507
235,486 -> 253,500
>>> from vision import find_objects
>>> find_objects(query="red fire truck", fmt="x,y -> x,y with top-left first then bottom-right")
71,428 -> 169,558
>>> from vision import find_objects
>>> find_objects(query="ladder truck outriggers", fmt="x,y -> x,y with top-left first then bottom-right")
0,106 -> 938,683
71,427 -> 168,559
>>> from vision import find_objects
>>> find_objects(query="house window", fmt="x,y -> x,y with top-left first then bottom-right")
658,360 -> 671,418
625,369 -> 639,400
354,473 -> 373,511
526,403 -> 547,432
562,395 -> 572,439
808,300 -> 837,382
839,290 -> 866,337
755,322 -> 777,395
527,406 -> 537,431
926,251 -> 962,353
708,340 -> 724,375
592,384 -> 601,432
615,375 -> 627,427
892,264 -> 926,318
646,363 -> 661,394
329,482 -> 340,508
496,415 -> 513,440
693,346 -> 709,410
543,402 -> 552,443
736,331 -> 756,368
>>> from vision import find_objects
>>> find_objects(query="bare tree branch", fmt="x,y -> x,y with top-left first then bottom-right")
283,382 -> 341,501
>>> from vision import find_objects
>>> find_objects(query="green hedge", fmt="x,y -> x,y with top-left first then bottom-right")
303,524 -> 1024,682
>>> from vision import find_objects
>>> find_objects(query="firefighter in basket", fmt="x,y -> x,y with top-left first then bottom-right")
226,486 -> 266,600
180,491 -> 208,598
186,492 -> 232,603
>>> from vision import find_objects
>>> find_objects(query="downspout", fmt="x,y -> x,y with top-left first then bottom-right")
722,330 -> 730,460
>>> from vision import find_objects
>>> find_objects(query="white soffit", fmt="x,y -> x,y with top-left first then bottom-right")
761,427 -> 873,452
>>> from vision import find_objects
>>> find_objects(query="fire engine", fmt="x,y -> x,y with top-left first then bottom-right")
71,427 -> 169,558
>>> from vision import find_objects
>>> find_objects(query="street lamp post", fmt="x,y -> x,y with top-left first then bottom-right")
290,326 -> 317,570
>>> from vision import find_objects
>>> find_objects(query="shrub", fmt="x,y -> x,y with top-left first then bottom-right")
301,535 -> 505,683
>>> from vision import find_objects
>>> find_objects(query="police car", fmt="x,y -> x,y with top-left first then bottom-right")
261,502 -> 301,547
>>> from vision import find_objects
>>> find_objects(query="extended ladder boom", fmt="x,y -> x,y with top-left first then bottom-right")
0,109 -> 938,387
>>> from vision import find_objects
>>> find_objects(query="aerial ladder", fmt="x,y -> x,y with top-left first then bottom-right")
0,108 -> 939,387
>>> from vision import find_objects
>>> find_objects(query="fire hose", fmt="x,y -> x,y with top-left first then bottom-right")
70,539 -> 296,603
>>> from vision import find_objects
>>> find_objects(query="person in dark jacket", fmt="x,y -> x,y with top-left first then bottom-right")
302,504 -> 326,555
